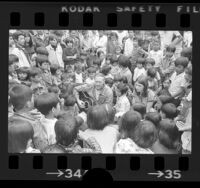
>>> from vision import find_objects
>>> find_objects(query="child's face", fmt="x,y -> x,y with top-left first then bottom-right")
76,68 -> 82,74
128,31 -> 134,38
89,72 -> 95,79
165,50 -> 174,58
17,35 -> 25,47
135,82 -> 144,93
176,65 -> 184,75
153,43 -> 160,51
184,73 -> 192,83
18,72 -> 28,80
41,62 -> 49,70
50,39 -> 57,47
146,63 -> 153,70
32,74 -> 41,83
25,36 -> 30,43
116,88 -> 122,97
163,80 -> 170,88
133,41 -> 138,48
67,41 -> 73,48
137,63 -> 143,69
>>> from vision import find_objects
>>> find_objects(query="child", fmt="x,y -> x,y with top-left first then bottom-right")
144,112 -> 161,128
147,67 -> 159,92
97,50 -> 106,68
74,62 -> 84,84
9,84 -> 47,150
156,78 -> 171,97
160,103 -> 178,120
34,93 -> 60,146
115,120 -> 157,154
110,55 -> 120,79
29,67 -> 47,96
159,45 -> 176,81
148,40 -> 163,68
151,119 -> 181,154
118,55 -> 132,85
9,54 -> 20,84
16,67 -> 31,86
85,66 -> 96,84
50,64 -> 62,86
37,55 -> 53,88
8,119 -> 40,153
132,102 -> 146,119
133,57 -> 146,83
168,57 -> 189,102
100,64 -> 113,79
114,83 -> 130,119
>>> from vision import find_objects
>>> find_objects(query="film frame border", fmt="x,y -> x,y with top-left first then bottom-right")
0,1 -> 200,181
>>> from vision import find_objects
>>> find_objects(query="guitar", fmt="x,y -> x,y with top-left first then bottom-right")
78,91 -> 95,112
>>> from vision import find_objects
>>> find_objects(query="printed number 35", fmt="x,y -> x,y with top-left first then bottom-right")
165,170 -> 181,179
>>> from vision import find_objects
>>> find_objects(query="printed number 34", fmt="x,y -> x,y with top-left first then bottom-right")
65,169 -> 88,179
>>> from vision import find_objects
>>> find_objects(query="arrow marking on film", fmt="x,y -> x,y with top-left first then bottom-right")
46,170 -> 64,177
148,171 -> 164,178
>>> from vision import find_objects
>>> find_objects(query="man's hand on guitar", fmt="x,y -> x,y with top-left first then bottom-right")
77,99 -> 85,109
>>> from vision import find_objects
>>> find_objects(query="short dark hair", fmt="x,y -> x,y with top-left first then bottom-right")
48,85 -> 60,94
64,95 -> 76,107
158,119 -> 181,151
87,67 -> 96,74
147,67 -> 157,78
159,95 -> 173,104
161,103 -> 178,119
9,54 -> 19,65
181,47 -> 192,61
36,55 -> 49,66
133,102 -> 146,118
9,84 -> 33,110
101,65 -> 111,76
50,64 -> 60,75
12,31 -> 24,41
28,67 -> 42,78
118,55 -> 130,68
145,58 -> 155,66
34,93 -> 59,116
133,120 -> 158,148
36,47 -> 49,56
87,105 -> 109,130
16,67 -> 29,74
120,110 -> 142,138
117,82 -> 128,95
54,117 -> 78,146
8,119 -> 34,153
145,112 -> 161,127
166,45 -> 176,53
175,56 -> 189,68
110,55 -> 119,64
136,57 -> 146,66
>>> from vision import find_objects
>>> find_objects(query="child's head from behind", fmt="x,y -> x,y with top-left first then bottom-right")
54,116 -> 78,147
87,105 -> 109,130
165,45 -> 176,58
101,65 -> 111,76
147,67 -> 157,80
161,103 -> 178,119
118,55 -> 130,69
158,119 -> 181,152
175,56 -> 189,75
9,84 -> 33,111
64,95 -> 76,107
29,67 -> 42,83
50,64 -> 61,76
8,119 -> 34,153
181,47 -> 192,61
132,102 -> 146,118
34,93 -> 60,117
120,110 -> 142,139
116,82 -> 128,97
133,120 -> 158,149
145,112 -> 161,128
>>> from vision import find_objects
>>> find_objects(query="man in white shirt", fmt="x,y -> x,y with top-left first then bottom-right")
11,31 -> 31,67
93,30 -> 108,54
124,30 -> 135,57
46,34 -> 64,68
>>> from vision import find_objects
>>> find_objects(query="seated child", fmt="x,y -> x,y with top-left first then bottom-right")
105,77 -> 114,89
100,64 -> 113,79
74,62 -> 85,84
114,82 -> 130,119
50,64 -> 62,86
160,103 -> 178,120
115,119 -> 157,154
156,78 -> 171,96
151,119 -> 181,154
132,102 -> 146,119
8,119 -> 40,153
16,67 -> 31,86
133,57 -> 146,83
147,67 -> 159,92
85,66 -> 96,84
34,93 -> 60,146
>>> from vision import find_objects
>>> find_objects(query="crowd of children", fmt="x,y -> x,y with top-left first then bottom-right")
8,30 -> 192,154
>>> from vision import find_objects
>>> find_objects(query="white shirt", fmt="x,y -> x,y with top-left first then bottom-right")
169,72 -> 187,97
46,44 -> 64,68
85,77 -> 95,85
79,125 -> 119,153
183,31 -> 193,47
124,38 -> 134,57
93,35 -> 107,54
11,47 -> 30,67
115,95 -> 130,116
148,50 -> 163,68
75,72 -> 83,84
114,30 -> 128,46
133,67 -> 146,82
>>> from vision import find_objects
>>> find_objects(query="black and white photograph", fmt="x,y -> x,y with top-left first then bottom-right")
8,30 -> 192,154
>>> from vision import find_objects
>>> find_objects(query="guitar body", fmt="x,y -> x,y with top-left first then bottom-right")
78,91 -> 95,112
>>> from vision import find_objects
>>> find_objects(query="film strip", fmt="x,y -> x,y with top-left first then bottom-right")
0,1 -> 200,182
